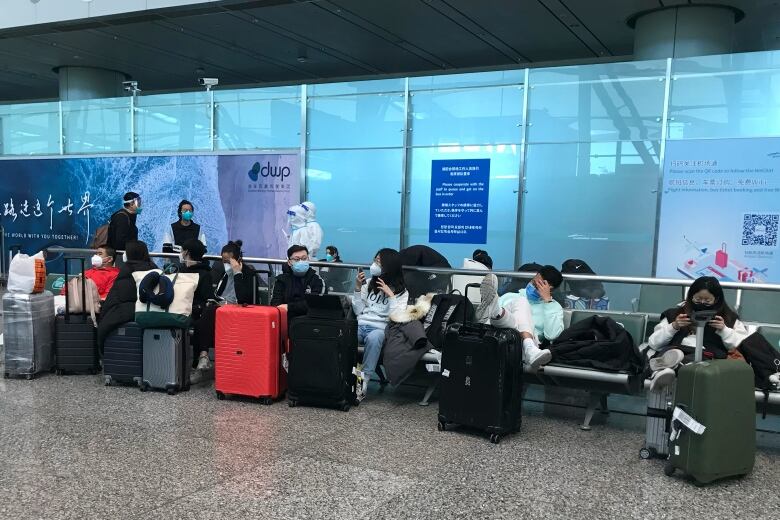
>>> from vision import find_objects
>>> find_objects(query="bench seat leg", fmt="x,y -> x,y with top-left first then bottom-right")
581,392 -> 609,431
419,378 -> 439,407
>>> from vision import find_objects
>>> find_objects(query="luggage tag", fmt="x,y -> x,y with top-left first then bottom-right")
672,406 -> 706,435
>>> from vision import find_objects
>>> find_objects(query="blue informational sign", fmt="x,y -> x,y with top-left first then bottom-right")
657,138 -> 780,283
429,159 -> 490,244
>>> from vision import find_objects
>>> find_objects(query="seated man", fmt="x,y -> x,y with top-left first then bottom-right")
62,244 -> 120,301
476,265 -> 565,369
270,245 -> 325,322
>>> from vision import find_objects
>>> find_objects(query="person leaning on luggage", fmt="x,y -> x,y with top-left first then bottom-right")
270,245 -> 325,321
646,276 -> 749,391
179,239 -> 216,373
475,265 -> 566,370
97,240 -> 157,352
108,192 -> 142,253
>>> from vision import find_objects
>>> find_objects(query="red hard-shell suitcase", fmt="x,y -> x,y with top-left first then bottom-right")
214,305 -> 288,403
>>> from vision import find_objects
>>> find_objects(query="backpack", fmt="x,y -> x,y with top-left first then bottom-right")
561,258 -> 605,300
64,275 -> 101,327
550,315 -> 644,374
90,221 -> 110,249
422,291 -> 475,350
738,332 -> 780,390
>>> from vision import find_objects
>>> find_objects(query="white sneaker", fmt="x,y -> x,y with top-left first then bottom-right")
523,342 -> 552,370
649,349 -> 684,372
196,355 -> 212,371
189,369 -> 203,385
429,349 -> 442,364
476,274 -> 501,323
650,367 -> 676,392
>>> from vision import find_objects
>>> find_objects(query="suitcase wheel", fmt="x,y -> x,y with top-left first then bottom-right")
216,391 -> 226,401
139,383 -> 148,392
104,376 -> 112,387
639,447 -> 655,460
166,388 -> 177,396
437,421 -> 446,432
692,479 -> 707,488
3,373 -> 8,379
25,374 -> 35,381
663,463 -> 675,477
489,433 -> 501,445
261,397 -> 273,406
288,399 -> 297,408
340,403 -> 350,412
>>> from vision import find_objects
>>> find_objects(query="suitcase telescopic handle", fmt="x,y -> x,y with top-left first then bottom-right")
63,256 -> 87,322
464,283 -> 480,302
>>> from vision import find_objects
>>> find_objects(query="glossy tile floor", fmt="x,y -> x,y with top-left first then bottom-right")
1,361 -> 779,520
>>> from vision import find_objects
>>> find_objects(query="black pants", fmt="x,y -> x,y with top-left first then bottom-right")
191,303 -> 217,363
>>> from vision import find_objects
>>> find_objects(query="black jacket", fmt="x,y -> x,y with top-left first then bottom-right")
270,265 -> 325,319
399,245 -> 450,299
97,259 -> 157,348
550,315 -> 644,374
171,220 -> 201,246
108,208 -> 138,251
180,261 -> 215,313
216,262 -> 258,305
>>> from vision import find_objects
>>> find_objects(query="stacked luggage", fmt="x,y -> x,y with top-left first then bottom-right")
2,291 -> 55,379
54,258 -> 99,376
287,295 -> 358,411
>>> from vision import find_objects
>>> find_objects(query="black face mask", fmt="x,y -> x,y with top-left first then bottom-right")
692,302 -> 717,312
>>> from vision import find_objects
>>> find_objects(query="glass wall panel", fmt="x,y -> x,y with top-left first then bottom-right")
307,148 -> 403,263
410,85 -> 523,147
521,141 -> 661,310
308,78 -> 404,97
0,102 -> 60,155
527,60 -> 667,143
407,144 -> 520,269
135,92 -> 211,152
409,70 -> 525,90
669,50 -> 780,139
62,97 -> 132,154
215,87 -> 300,150
307,93 -> 405,150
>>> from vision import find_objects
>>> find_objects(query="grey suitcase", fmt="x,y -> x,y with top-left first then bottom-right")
641,382 -> 675,459
140,328 -> 191,395
2,292 -> 55,379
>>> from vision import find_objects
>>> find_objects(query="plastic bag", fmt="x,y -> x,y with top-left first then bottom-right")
7,252 -> 47,294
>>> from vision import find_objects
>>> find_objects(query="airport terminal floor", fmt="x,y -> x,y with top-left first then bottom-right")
1,308 -> 779,519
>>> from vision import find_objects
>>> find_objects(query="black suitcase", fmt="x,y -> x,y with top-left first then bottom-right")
55,258 -> 99,375
103,322 -> 143,386
437,322 -> 523,444
287,295 -> 358,411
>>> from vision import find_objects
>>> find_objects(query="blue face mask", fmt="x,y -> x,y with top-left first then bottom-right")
526,281 -> 542,303
182,210 -> 193,221
291,260 -> 309,276
325,254 -> 334,262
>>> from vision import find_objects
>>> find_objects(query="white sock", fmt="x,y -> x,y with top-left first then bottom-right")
522,338 -> 537,350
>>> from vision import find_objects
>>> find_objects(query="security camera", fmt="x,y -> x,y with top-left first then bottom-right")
122,81 -> 140,95
198,77 -> 219,90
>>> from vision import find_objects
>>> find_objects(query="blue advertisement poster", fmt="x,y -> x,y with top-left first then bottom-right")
0,154 -> 299,266
656,138 -> 780,283
429,158 -> 490,244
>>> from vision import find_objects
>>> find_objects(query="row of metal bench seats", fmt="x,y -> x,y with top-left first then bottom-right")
394,308 -> 780,430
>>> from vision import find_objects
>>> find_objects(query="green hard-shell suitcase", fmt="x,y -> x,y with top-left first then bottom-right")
664,358 -> 755,485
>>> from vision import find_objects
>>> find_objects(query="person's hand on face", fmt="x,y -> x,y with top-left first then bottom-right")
229,257 -> 242,272
536,278 -> 553,302
376,278 -> 395,298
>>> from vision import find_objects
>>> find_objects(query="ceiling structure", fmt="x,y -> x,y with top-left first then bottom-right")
0,0 -> 777,102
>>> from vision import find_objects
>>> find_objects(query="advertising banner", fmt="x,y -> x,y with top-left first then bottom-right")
0,153 -> 299,265
429,158 -> 490,244
656,138 -> 780,283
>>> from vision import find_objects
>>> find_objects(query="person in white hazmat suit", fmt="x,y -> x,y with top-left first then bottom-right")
285,203 -> 323,258
299,201 -> 323,258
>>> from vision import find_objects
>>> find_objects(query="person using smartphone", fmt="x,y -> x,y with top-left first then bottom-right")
352,248 -> 409,397
646,276 -> 749,390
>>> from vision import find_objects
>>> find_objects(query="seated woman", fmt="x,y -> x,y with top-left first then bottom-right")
647,276 -> 749,390
216,240 -> 257,305
352,248 -> 409,396
97,240 -> 157,351
179,238 -> 216,372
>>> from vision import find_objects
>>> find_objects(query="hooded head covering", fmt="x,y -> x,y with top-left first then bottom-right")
300,201 -> 317,223
287,205 -> 307,230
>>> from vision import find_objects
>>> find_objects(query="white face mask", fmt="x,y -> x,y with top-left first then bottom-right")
224,262 -> 233,275
122,252 -> 128,263
369,262 -> 382,277
91,255 -> 103,268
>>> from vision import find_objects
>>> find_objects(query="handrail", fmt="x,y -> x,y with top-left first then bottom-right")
44,246 -> 780,293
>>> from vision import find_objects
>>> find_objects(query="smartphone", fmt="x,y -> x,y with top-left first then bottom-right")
691,309 -> 718,323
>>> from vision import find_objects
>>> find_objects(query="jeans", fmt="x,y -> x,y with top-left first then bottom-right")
357,324 -> 385,380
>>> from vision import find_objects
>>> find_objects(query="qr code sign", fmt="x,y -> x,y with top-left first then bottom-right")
742,214 -> 779,247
